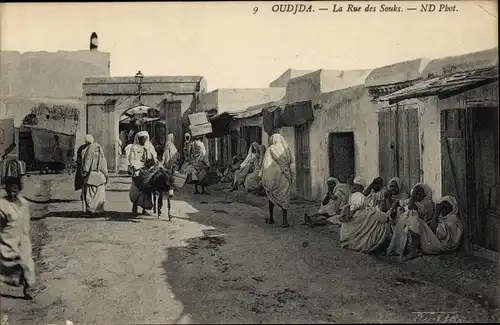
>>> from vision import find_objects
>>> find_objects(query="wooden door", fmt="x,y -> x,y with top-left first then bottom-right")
208,138 -> 217,165
87,103 -> 107,167
378,110 -> 397,185
163,101 -> 183,154
441,109 -> 470,249
230,131 -> 239,159
328,132 -> 355,183
103,100 -> 116,172
248,126 -> 262,145
294,124 -> 311,199
396,108 -> 421,191
87,101 -> 116,172
239,129 -> 249,158
240,126 -> 262,156
378,108 -> 420,191
86,104 -> 103,144
222,134 -> 231,166
216,137 -> 224,165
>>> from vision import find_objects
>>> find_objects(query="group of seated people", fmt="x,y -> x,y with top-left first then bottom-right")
303,176 -> 464,262
220,142 -> 267,196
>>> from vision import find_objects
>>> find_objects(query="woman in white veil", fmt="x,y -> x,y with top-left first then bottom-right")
231,142 -> 259,191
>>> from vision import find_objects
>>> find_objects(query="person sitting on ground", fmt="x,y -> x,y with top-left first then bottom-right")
379,176 -> 409,218
231,143 -> 259,191
220,156 -> 241,183
386,195 -> 463,262
244,144 -> 267,195
339,177 -> 367,223
338,176 -> 393,254
386,182 -> 436,257
302,177 -> 350,227
400,183 -> 435,223
363,177 -> 386,208
0,159 -> 35,300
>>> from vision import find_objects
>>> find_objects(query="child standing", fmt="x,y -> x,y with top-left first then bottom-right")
0,159 -> 35,299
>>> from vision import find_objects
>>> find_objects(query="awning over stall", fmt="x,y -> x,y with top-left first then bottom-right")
378,67 -> 499,104
206,112 -> 237,138
281,100 -> 314,126
206,101 -> 278,138
262,100 -> 314,134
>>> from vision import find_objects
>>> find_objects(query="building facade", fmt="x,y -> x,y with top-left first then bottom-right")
0,50 -> 111,157
379,47 -> 499,252
276,69 -> 374,200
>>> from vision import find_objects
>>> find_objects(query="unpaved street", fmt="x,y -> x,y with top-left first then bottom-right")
1,175 -> 499,324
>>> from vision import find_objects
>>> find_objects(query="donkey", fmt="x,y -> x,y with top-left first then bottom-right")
149,167 -> 175,220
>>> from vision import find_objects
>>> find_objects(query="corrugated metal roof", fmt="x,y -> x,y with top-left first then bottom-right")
378,67 -> 499,104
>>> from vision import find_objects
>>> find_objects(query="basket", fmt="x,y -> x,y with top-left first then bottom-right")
173,171 -> 187,189
196,169 -> 207,182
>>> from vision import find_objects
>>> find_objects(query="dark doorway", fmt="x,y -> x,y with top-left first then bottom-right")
18,129 -> 36,171
468,106 -> 499,251
328,132 -> 355,184
230,131 -> 239,160
239,126 -> 262,157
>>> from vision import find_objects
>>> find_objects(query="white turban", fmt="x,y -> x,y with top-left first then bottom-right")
353,176 -> 366,188
84,134 -> 95,144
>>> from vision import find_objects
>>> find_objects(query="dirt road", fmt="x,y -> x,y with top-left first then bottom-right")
1,175 -> 499,324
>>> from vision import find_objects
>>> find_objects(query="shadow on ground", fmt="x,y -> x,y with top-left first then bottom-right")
159,185 -> 500,324
40,210 -> 141,223
25,197 -> 79,204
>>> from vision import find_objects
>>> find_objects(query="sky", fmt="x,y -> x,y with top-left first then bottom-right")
1,1 -> 498,91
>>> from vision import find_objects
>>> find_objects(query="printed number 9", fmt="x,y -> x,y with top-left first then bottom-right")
253,7 -> 258,14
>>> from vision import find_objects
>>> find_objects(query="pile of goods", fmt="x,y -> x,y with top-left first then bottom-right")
31,129 -> 75,165
172,170 -> 187,189
188,112 -> 212,138
28,103 -> 80,174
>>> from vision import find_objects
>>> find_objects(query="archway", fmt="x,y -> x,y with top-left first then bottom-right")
116,103 -> 166,173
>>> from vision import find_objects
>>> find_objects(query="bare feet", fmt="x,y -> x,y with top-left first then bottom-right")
23,281 -> 34,300
265,218 -> 275,224
400,250 -> 423,262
